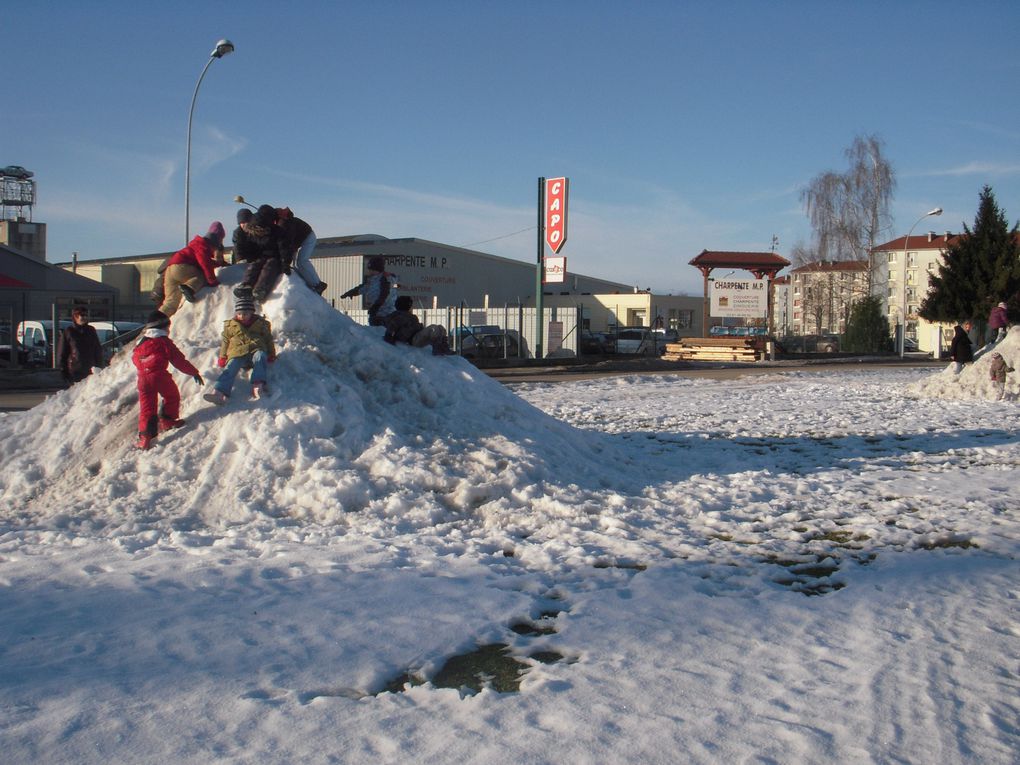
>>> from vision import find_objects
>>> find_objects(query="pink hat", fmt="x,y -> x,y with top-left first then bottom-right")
207,221 -> 226,240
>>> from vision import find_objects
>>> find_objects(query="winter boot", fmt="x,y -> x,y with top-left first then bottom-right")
203,390 -> 229,405
251,381 -> 266,400
180,283 -> 196,303
312,282 -> 328,295
159,417 -> 186,432
135,432 -> 154,450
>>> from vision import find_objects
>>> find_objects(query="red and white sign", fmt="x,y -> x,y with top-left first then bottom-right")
544,177 -> 568,253
544,255 -> 566,283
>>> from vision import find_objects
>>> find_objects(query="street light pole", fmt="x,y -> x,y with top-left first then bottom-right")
185,39 -> 234,245
899,206 -> 942,357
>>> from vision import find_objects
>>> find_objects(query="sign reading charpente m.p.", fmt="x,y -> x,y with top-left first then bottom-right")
544,177 -> 568,254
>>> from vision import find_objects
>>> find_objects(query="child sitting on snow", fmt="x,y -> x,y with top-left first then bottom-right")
132,311 -> 204,450
989,352 -> 1014,401
204,293 -> 277,404
383,295 -> 452,355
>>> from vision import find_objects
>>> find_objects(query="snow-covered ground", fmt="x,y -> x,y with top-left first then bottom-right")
1,269 -> 1017,764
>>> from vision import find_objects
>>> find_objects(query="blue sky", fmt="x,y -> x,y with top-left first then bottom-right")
8,0 -> 1020,295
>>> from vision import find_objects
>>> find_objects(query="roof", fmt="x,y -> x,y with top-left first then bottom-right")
872,233 -> 958,251
688,250 -> 790,278
790,260 -> 868,274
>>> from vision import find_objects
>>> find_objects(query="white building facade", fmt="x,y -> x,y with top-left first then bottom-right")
871,231 -> 956,355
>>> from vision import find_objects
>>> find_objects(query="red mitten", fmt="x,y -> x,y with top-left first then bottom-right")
217,356 -> 227,368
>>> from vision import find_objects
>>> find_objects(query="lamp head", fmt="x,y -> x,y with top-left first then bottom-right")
928,207 -> 943,216
211,39 -> 235,59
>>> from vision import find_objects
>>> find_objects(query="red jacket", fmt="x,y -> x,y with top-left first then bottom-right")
167,235 -> 221,286
132,334 -> 200,381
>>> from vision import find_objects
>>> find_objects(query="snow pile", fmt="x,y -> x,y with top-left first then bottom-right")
909,325 -> 1020,400
1,322 -> 1018,763
0,266 -> 614,533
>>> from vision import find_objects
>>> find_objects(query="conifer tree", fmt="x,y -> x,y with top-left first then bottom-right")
920,186 -> 1020,323
843,295 -> 893,353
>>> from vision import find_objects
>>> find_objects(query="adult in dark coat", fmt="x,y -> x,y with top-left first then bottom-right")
234,205 -> 290,301
949,320 -> 974,373
57,306 -> 105,384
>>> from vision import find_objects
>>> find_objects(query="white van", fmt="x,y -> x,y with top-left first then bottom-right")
16,319 -> 143,366
16,320 -> 71,366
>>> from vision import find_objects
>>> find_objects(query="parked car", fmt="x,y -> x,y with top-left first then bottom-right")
16,319 -> 72,366
613,327 -> 675,355
779,334 -> 840,353
1,165 -> 33,179
580,330 -> 613,355
0,328 -> 30,366
92,321 -> 144,362
903,337 -> 920,352
461,331 -> 520,359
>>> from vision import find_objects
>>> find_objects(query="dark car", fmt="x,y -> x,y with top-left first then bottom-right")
580,330 -> 613,355
781,334 -> 840,353
1,165 -> 33,179
461,331 -> 520,359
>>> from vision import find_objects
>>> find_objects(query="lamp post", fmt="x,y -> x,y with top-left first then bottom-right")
899,206 -> 942,357
185,38 -> 234,244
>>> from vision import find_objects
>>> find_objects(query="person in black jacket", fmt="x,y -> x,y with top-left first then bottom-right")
276,206 -> 327,295
383,296 -> 451,355
233,205 -> 290,302
57,306 -> 105,384
949,319 -> 974,374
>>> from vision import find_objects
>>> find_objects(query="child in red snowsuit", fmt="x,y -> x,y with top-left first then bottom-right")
132,311 -> 204,449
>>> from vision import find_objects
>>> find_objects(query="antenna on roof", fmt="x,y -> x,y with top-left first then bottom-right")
770,234 -> 779,253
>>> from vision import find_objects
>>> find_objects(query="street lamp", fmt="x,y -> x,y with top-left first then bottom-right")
899,206 -> 942,357
185,38 -> 234,244
233,194 -> 257,210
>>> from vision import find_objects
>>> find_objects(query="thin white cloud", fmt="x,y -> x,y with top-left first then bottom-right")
913,161 -> 1020,178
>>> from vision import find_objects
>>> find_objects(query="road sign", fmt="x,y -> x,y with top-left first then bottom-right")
544,177 -> 568,253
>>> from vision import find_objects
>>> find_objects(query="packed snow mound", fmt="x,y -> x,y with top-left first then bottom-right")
909,325 -> 1020,400
0,267 -> 615,532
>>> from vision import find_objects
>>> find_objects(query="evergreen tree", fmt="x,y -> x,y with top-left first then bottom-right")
919,186 -> 1020,324
843,295 -> 893,353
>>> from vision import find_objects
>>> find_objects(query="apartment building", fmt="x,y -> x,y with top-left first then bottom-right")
871,231 -> 957,354
788,260 -> 869,335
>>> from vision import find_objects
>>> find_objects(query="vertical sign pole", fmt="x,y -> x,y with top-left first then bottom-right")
536,177 -> 545,360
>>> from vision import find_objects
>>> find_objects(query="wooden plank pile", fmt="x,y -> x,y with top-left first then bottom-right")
663,337 -> 768,362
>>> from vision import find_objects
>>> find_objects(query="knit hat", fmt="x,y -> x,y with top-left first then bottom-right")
145,310 -> 170,329
237,208 -> 253,225
255,204 -> 276,226
395,295 -> 413,311
234,294 -> 256,314
991,352 -> 1003,359
207,221 -> 226,241
999,302 -> 1008,309
367,255 -> 386,272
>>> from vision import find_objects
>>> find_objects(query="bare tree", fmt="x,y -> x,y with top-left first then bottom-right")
801,134 -> 896,292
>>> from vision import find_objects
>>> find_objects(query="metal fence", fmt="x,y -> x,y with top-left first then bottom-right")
341,303 -> 584,359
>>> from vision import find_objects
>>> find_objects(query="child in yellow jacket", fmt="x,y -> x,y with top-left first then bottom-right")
204,293 -> 276,403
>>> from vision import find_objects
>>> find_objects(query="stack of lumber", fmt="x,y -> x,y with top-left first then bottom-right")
663,337 -> 768,362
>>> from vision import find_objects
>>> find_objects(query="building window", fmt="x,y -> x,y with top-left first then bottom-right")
887,252 -> 897,263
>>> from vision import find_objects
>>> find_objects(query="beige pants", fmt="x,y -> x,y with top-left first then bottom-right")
160,264 -> 207,317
